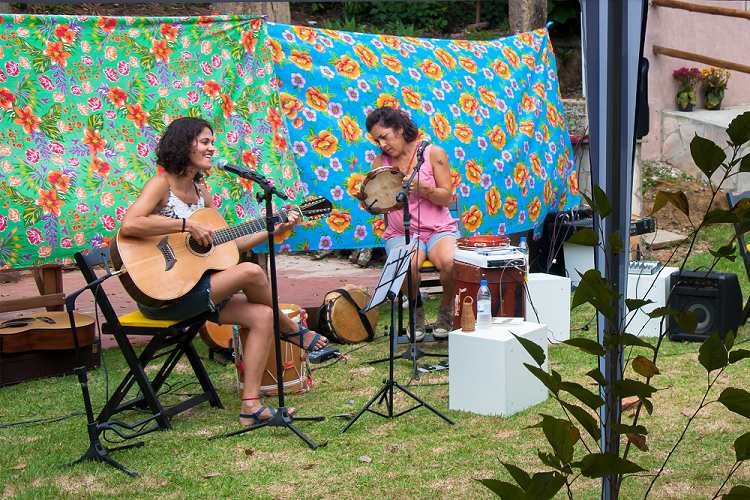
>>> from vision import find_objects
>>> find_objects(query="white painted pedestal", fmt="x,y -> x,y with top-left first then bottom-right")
525,273 -> 571,343
449,322 -> 548,417
626,266 -> 677,337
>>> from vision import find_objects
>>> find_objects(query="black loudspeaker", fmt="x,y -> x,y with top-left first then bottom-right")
667,270 -> 742,342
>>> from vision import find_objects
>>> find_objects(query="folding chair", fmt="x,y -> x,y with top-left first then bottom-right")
74,249 -> 223,431
418,198 -> 461,292
725,191 -> 750,325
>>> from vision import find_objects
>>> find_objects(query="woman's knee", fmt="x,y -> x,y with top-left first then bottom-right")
235,262 -> 267,285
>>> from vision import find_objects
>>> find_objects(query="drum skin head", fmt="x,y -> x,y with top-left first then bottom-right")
320,284 -> 379,343
361,167 -> 406,214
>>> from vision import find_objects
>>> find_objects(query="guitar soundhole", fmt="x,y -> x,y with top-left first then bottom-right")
188,237 -> 212,255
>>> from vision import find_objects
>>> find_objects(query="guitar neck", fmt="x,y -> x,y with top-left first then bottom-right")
212,208 -> 298,245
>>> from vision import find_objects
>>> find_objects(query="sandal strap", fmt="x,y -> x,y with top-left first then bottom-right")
242,397 -> 259,401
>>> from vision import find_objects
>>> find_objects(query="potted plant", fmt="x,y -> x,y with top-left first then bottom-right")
672,67 -> 702,111
701,66 -> 731,110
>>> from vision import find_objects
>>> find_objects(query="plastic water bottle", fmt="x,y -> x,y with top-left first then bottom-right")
476,280 -> 492,329
518,237 -> 529,275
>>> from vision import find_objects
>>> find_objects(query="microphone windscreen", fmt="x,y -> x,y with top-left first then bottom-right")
215,158 -> 229,170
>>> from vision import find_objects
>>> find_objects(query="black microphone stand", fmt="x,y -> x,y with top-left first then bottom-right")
209,169 -> 324,449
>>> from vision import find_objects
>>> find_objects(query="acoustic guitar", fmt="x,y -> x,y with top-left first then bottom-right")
110,197 -> 332,308
0,312 -> 95,353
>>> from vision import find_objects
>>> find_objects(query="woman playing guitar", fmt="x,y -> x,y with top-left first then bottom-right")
119,117 -> 327,426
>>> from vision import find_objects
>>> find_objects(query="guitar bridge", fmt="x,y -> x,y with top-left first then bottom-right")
157,236 -> 177,271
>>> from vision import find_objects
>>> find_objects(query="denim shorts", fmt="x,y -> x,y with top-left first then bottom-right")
385,229 -> 461,258
138,273 -> 231,324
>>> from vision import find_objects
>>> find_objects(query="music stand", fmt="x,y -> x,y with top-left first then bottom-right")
340,242 -> 455,434
209,170 -> 324,449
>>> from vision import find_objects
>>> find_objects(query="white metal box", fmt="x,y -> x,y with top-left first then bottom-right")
626,266 -> 677,337
525,273 -> 571,343
449,322 -> 548,417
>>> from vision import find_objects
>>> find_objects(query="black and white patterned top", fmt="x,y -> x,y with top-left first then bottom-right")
156,183 -> 204,219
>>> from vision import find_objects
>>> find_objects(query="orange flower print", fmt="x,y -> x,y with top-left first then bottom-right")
220,94 -> 235,119
521,94 -> 537,113
451,170 -> 462,188
310,130 -> 339,158
527,196 -> 542,222
372,217 -> 385,238
376,93 -> 400,109
272,132 -> 288,152
353,44 -> 378,68
430,112 -> 452,141
99,17 -> 117,32
433,48 -> 456,70
454,124 -> 473,145
520,120 -> 535,137
82,128 -> 107,155
240,30 -> 258,53
305,87 -> 329,112
13,106 -> 41,134
401,87 -> 422,109
567,172 -> 579,196
503,197 -> 518,219
488,125 -> 507,150
543,179 -> 553,205
491,58 -> 511,79
91,156 -> 111,177
203,80 -> 222,98
338,115 -> 362,144
419,60 -> 443,80
346,172 -> 364,196
291,117 -> 303,129
532,81 -> 546,98
242,149 -> 259,169
381,54 -> 403,73
125,102 -> 150,129
485,186 -> 501,217
459,93 -> 479,116
519,32 -> 536,48
522,54 -> 536,70
540,122 -> 551,143
458,56 -> 477,74
269,37 -> 284,64
150,39 -> 172,64
326,208 -> 352,234
505,111 -> 518,138
334,55 -> 361,79
293,26 -> 319,43
513,162 -> 529,188
279,93 -> 303,119
53,23 -> 76,43
529,153 -> 542,176
289,50 -> 313,71
557,153 -> 568,178
462,205 -> 483,233
379,35 -> 403,50
455,40 -> 475,51
47,171 -> 70,192
265,106 -> 283,132
546,107 -> 559,129
36,188 -> 64,217
478,86 -> 496,107
160,23 -> 179,41
107,86 -> 128,108
465,159 -> 482,184
502,46 -> 520,68
0,87 -> 16,111
557,191 -> 567,212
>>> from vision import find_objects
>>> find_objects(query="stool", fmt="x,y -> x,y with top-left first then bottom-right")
525,273 -> 571,342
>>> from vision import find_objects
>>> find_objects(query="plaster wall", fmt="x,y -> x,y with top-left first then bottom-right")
641,1 -> 750,160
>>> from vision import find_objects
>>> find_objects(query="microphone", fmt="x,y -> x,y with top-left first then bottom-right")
215,158 -> 253,177
416,139 -> 430,160
215,158 -> 288,201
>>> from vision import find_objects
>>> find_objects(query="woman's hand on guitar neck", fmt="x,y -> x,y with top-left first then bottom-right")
275,203 -> 302,234
185,218 -> 215,247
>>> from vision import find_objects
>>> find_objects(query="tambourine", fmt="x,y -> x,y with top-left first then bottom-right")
359,166 -> 406,215
456,235 -> 510,249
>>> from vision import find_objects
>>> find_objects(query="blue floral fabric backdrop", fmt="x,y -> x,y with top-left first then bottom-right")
265,24 -> 579,253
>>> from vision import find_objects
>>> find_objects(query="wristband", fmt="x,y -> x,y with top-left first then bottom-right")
181,218 -> 186,232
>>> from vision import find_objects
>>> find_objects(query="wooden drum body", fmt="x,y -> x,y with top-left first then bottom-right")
359,166 -> 406,214
317,285 -> 379,344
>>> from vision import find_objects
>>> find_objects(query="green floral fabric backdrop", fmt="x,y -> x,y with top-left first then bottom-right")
0,14 -> 299,269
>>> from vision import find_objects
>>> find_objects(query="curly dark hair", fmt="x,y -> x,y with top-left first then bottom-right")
365,106 -> 419,144
155,117 -> 213,180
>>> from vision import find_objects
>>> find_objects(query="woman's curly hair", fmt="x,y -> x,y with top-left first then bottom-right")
365,106 -> 419,144
155,117 -> 213,180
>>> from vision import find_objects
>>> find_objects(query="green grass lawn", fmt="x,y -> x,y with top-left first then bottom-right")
1,277 -> 749,498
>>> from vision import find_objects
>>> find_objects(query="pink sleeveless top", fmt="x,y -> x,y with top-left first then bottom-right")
381,144 -> 458,244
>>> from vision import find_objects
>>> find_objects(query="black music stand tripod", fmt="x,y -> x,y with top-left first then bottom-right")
340,242 -> 455,434
62,271 -> 160,478
209,169 -> 324,449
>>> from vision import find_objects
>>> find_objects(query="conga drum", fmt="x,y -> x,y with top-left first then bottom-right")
317,284 -> 379,344
359,166 -> 406,214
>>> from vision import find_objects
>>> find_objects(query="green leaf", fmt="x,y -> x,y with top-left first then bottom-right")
510,331 -> 545,366
592,184 -> 612,219
540,415 -> 574,464
610,423 -> 648,435
625,299 -> 653,312
612,378 -> 657,399
578,452 -> 646,478
699,334 -> 728,373
718,387 -> 750,419
725,330 -> 735,351
563,338 -> 605,357
726,111 -> 750,147
188,106 -> 203,118
641,397 -> 654,415
740,154 -> 750,174
540,473 -> 566,500
32,55 -> 51,74
703,208 -> 741,225
691,135 -> 727,178
561,381 -> 605,410
22,205 -> 44,227
709,244 -> 737,262
586,368 -> 609,387
729,349 -> 750,364
650,191 -> 689,218
525,471 -> 560,500
39,120 -> 63,141
734,432 -> 750,461
674,311 -> 698,334
478,479 -> 524,499
501,462 -> 530,491
561,401 -> 601,442
524,363 -> 561,395
566,227 -> 599,247
617,332 -> 655,351
723,485 -> 750,500
608,230 -> 623,255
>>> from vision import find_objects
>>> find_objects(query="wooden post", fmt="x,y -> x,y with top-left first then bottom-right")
509,0 -> 547,33
652,45 -> 750,76
212,2 -> 290,24
651,0 -> 750,21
